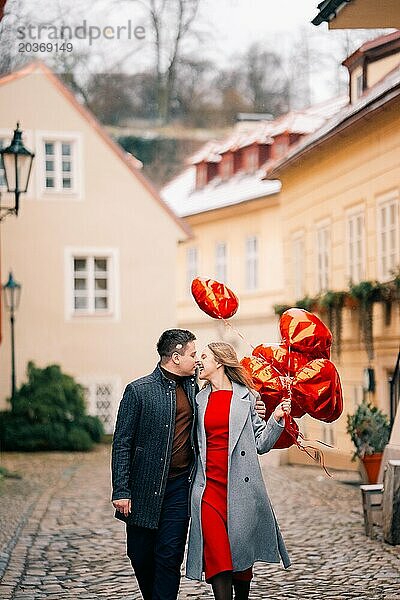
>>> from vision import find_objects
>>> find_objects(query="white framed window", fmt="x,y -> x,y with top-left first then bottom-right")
292,232 -> 305,299
44,140 -> 74,191
316,221 -> 330,293
215,241 -> 227,282
245,235 -> 258,290
186,246 -> 198,292
346,207 -> 366,284
65,248 -> 119,319
377,192 -> 399,281
36,131 -> 82,198
80,377 -> 121,434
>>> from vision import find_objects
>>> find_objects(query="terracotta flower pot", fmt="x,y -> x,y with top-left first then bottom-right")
360,453 -> 383,484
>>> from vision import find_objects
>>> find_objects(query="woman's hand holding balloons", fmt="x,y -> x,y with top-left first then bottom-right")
273,399 -> 291,421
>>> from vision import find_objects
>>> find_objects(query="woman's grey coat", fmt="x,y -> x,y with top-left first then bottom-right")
186,382 -> 291,581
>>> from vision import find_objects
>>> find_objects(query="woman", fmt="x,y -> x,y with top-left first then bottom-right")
186,342 -> 291,600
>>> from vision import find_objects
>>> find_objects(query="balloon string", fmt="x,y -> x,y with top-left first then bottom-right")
315,440 -> 336,449
283,420 -> 333,478
221,318 -> 255,351
298,444 -> 332,478
221,318 -> 286,352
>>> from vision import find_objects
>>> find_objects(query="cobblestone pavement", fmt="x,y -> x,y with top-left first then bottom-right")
0,445 -> 399,600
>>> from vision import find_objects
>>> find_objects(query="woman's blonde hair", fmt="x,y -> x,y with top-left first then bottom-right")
207,342 -> 254,389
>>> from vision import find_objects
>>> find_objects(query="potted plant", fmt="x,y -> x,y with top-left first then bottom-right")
346,400 -> 391,483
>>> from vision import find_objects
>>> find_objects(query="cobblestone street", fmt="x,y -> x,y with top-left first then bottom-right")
0,445 -> 399,600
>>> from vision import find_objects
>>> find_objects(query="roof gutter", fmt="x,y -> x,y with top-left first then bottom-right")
312,0 -> 352,26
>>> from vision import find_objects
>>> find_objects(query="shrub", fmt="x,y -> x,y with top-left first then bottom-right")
66,428 -> 93,451
78,415 -> 104,443
0,362 -> 104,451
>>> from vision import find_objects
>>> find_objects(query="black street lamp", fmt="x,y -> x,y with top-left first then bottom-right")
3,272 -> 22,400
0,122 -> 35,220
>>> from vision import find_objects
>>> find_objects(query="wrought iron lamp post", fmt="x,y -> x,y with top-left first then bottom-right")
2,272 -> 22,399
0,122 -> 35,221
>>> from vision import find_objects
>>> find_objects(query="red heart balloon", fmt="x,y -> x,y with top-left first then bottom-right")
253,344 -> 309,377
242,356 -> 305,417
191,278 -> 239,319
240,356 -> 283,398
279,308 -> 332,359
291,358 -> 343,423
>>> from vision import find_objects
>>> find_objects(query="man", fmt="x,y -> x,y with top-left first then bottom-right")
111,328 -> 266,600
112,328 -> 197,600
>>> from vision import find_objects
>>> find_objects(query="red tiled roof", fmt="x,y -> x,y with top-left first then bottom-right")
187,96 -> 347,166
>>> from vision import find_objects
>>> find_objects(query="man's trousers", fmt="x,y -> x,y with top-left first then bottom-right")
126,472 -> 190,600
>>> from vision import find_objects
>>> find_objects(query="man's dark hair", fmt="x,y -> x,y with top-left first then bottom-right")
157,329 -> 196,359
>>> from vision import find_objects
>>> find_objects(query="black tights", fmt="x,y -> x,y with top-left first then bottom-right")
233,580 -> 251,600
210,572 -> 251,600
211,571 -> 232,600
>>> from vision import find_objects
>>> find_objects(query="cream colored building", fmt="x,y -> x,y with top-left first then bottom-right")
0,61 -> 188,432
266,32 -> 400,469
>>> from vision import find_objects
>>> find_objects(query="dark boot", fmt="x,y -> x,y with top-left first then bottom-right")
233,580 -> 251,600
211,571 -> 233,600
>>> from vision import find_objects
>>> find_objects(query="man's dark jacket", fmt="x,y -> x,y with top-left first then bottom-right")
111,364 -> 198,529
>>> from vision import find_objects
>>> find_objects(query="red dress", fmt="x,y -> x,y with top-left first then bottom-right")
201,390 -> 253,582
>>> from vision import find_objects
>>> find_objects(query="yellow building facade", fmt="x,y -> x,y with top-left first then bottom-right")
267,63 -> 400,470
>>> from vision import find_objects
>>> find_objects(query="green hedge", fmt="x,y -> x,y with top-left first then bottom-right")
0,362 -> 104,451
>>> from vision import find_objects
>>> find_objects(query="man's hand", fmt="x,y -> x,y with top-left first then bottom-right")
112,499 -> 131,517
273,399 -> 291,421
255,397 -> 266,420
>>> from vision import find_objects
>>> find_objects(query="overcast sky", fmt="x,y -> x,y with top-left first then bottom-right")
201,0 -> 323,38
8,0 -> 390,103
